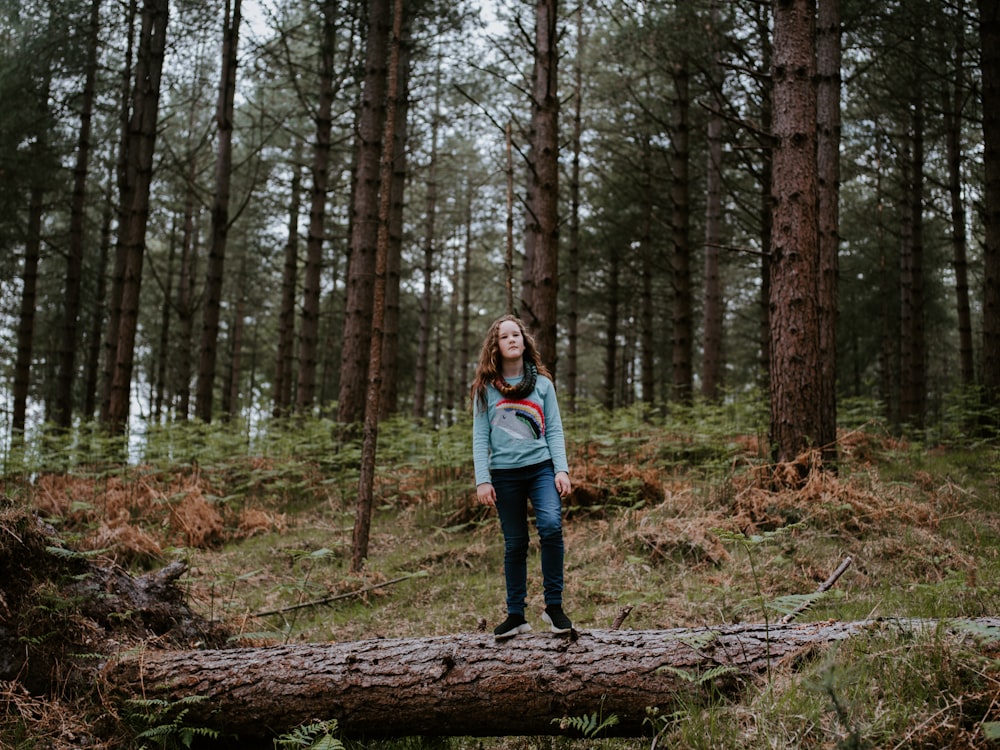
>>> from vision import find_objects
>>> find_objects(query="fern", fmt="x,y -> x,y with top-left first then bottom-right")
125,696 -> 222,750
553,710 -> 620,738
45,544 -> 107,560
274,719 -> 344,749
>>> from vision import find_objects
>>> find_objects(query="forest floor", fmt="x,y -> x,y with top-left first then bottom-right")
3,413 -> 1000,748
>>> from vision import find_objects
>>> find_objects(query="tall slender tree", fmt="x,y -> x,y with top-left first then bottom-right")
520,0 -> 560,372
942,2 -> 975,390
339,0 -> 392,424
566,5 -> 584,412
195,0 -> 242,423
816,0 -> 841,461
413,58 -> 440,420
979,0 -> 1000,415
296,0 -> 338,414
670,51 -> 693,405
701,1 -> 725,403
105,0 -> 170,434
378,3 -> 413,418
274,147 -> 302,417
54,0 -> 102,430
353,0 -> 405,572
898,94 -> 927,430
12,74 -> 50,439
768,0 -> 821,466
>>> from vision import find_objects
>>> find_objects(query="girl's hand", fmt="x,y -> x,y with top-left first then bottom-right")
555,471 -> 572,498
477,482 -> 497,507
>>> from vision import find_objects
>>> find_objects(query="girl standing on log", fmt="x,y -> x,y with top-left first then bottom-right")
471,314 -> 573,639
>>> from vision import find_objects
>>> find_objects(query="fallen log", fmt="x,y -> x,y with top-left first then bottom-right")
105,616 -> 1000,741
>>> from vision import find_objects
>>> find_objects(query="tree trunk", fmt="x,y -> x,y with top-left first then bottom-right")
105,0 -> 169,435
100,0 -> 137,426
899,98 -> 927,431
274,146 -> 302,417
352,0 -> 404,572
638,159 -> 656,407
757,3 -> 774,391
671,55 -> 693,406
221,287 -> 245,420
83,173 -> 114,421
195,0 -> 241,424
445,248 -> 460,417
875,132 -> 898,426
521,0 -> 560,373
944,0 -> 974,390
413,62 -> 440,421
296,0 -> 338,415
55,0 -> 101,430
816,0 -> 840,464
566,6 -> 583,413
176,199 -> 199,421
768,0 -> 821,466
105,618 -> 998,741
153,227 -> 176,422
12,157 -> 45,438
339,0 -> 391,425
978,0 -> 1000,413
379,11 -> 412,420
702,2 -> 724,403
603,245 -> 620,410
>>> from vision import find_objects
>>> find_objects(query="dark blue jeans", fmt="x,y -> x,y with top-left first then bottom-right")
491,461 -> 565,616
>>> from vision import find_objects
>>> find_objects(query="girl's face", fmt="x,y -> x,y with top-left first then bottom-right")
497,320 -> 524,363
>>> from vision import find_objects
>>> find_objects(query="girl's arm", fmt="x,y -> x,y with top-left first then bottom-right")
472,396 -> 493,487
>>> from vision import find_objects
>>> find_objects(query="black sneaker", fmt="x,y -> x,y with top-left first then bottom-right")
494,613 -> 532,640
542,604 -> 573,634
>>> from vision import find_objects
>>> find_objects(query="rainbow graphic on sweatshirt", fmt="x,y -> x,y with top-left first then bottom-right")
493,398 -> 545,440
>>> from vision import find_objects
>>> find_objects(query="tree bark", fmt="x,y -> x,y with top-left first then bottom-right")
352,0 -> 404,572
99,0 -> 137,425
899,99 -> 927,431
378,9 -> 412,420
639,176 -> 655,408
105,0 -> 170,435
816,0 -> 841,464
274,145 -> 302,418
413,61 -> 440,421
521,0 -> 560,373
12,65 -> 50,438
944,0 -> 974,390
702,1 -> 724,403
83,173 -> 114,421
566,6 -> 584,413
757,3 -> 774,392
768,0 -> 821,466
978,0 -> 1000,413
296,0 -> 337,415
153,226 -> 176,422
105,618 -> 1000,741
671,55 -> 693,406
603,244 -> 620,411
195,0 -> 241,423
55,0 -> 102,430
339,0 -> 391,425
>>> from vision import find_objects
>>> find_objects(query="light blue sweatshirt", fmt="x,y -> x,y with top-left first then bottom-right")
472,373 -> 570,486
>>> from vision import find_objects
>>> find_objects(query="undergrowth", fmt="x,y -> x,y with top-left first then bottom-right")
1,400 -> 999,748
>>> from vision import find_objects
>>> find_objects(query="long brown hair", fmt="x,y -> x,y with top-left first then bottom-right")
470,314 -> 552,413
